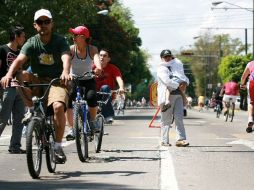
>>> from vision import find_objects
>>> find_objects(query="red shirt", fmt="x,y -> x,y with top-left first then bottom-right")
93,63 -> 122,91
223,81 -> 239,96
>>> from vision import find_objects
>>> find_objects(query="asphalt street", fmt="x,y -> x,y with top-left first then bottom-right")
0,107 -> 254,190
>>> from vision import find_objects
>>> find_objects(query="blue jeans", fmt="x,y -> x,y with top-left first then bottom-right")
0,88 -> 25,150
100,85 -> 114,118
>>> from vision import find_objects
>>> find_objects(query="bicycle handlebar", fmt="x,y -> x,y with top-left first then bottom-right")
9,78 -> 61,101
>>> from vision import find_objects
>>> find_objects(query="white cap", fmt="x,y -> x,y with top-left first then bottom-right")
34,9 -> 52,21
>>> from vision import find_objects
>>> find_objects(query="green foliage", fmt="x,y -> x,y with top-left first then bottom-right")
218,54 -> 253,83
0,0 -> 152,100
182,32 -> 247,97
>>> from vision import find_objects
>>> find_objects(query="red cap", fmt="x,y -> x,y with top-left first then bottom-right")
69,26 -> 90,38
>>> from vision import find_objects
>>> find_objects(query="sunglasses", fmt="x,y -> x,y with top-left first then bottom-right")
73,34 -> 86,38
35,19 -> 52,26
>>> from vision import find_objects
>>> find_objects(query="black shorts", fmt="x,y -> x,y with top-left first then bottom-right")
68,79 -> 97,108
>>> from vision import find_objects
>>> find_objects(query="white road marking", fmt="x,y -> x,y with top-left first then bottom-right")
227,139 -> 254,150
160,147 -> 179,190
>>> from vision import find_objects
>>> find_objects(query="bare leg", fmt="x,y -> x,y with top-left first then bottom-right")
89,106 -> 98,121
53,102 -> 66,143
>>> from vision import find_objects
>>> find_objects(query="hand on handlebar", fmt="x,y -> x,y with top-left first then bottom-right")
60,71 -> 71,85
0,75 -> 13,89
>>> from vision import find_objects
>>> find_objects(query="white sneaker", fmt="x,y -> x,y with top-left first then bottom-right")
65,128 -> 75,141
106,117 -> 114,123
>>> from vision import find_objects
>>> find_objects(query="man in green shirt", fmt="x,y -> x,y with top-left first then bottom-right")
1,9 -> 71,164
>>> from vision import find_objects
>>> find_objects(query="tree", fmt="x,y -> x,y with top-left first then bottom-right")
182,32 -> 246,97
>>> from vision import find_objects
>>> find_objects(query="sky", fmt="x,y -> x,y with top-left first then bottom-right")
120,0 -> 253,74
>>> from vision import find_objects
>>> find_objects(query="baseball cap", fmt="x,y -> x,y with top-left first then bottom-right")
34,9 -> 52,21
160,49 -> 173,58
69,26 -> 90,38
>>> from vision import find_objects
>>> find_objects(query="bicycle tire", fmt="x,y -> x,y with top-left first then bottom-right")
216,105 -> 221,118
74,104 -> 88,162
225,109 -> 229,122
45,123 -> 56,173
26,118 -> 42,179
94,114 -> 104,153
230,106 -> 234,122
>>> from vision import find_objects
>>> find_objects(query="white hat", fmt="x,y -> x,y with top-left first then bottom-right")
34,9 -> 52,21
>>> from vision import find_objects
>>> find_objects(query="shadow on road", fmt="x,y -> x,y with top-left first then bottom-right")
0,180 -> 150,190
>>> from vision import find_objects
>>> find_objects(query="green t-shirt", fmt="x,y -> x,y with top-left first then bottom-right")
21,33 -> 70,78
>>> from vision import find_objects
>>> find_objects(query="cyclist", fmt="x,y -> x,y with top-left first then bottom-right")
241,60 -> 254,133
198,95 -> 205,111
221,77 -> 239,117
93,48 -> 125,123
1,9 -> 71,163
0,24 -> 26,154
65,25 -> 102,140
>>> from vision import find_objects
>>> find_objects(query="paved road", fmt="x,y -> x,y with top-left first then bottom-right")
0,108 -> 254,190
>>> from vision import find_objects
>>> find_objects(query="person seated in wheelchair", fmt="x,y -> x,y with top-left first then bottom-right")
221,77 -> 240,116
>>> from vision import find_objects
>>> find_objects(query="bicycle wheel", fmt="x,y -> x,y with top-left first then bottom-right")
45,124 -> 56,173
230,106 -> 235,122
74,104 -> 88,162
216,105 -> 221,118
225,109 -> 229,122
94,114 -> 104,153
26,118 -> 42,179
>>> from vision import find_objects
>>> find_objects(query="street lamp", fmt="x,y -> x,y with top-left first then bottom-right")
212,1 -> 254,57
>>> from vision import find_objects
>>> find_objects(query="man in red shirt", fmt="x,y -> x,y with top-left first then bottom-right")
221,78 -> 239,116
93,48 -> 125,123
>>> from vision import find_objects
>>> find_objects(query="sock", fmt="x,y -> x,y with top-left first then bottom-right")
54,142 -> 62,149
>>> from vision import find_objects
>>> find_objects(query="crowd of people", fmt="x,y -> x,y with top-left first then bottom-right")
0,9 -> 125,163
1,8 -> 254,164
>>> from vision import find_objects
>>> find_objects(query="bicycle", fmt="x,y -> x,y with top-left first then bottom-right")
71,72 -> 103,162
224,98 -> 235,122
10,78 -> 60,179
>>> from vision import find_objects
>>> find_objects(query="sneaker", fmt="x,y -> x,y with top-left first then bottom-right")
175,140 -> 189,147
54,147 -> 66,164
161,142 -> 171,147
105,117 -> 114,124
8,148 -> 26,154
90,120 -> 101,133
246,122 -> 253,133
65,128 -> 75,141
22,110 -> 33,125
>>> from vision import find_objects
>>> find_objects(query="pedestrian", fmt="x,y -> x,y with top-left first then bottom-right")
1,9 -> 71,163
241,60 -> 254,133
65,25 -> 102,141
157,49 -> 189,147
0,24 -> 26,153
93,48 -> 125,123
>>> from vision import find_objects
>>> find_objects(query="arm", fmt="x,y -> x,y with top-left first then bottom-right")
241,66 -> 250,85
116,76 -> 125,93
60,53 -> 71,84
157,66 -> 179,90
90,46 -> 102,75
0,53 -> 27,88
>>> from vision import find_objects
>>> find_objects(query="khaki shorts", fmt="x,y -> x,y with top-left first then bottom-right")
20,72 -> 68,110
